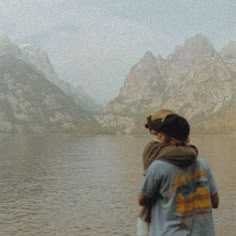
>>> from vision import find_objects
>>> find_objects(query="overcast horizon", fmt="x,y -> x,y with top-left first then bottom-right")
0,0 -> 235,104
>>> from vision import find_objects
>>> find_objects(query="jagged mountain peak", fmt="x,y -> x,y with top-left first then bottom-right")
184,34 -> 216,55
132,50 -> 157,72
143,50 -> 156,61
128,51 -> 157,75
185,33 -> 212,45
134,51 -> 157,69
18,42 -> 57,85
165,34 -> 219,81
101,34 -> 235,134
105,50 -> 165,113
0,35 -> 21,57
0,36 -> 99,133
170,33 -> 216,59
20,43 -> 49,60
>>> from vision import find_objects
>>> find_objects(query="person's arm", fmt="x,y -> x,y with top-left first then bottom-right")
137,193 -> 145,206
211,192 -> 219,208
137,193 -> 150,206
138,161 -> 161,206
206,163 -> 219,209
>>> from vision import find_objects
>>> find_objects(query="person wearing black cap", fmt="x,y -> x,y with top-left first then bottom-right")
137,109 -> 219,236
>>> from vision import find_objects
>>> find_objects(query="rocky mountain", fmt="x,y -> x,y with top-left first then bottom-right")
0,35 -> 22,57
59,83 -> 103,112
19,42 -> 100,112
0,36 -> 96,133
98,34 -> 236,134
220,41 -> 236,72
104,51 -> 166,115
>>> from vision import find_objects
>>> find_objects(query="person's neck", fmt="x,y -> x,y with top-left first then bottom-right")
169,139 -> 186,145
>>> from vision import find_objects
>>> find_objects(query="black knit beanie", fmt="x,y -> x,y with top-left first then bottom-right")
150,114 -> 190,141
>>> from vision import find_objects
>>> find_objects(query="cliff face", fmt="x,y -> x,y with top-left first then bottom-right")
105,51 -> 166,115
19,42 -> 100,112
0,36 -> 94,133
0,35 -> 234,134
220,41 -> 236,73
161,34 -> 233,120
99,34 -> 236,134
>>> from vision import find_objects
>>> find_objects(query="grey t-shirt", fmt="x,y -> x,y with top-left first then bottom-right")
139,158 -> 218,236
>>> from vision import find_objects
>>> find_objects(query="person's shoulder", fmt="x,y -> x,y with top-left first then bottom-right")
196,157 -> 211,169
148,159 -> 174,171
146,160 -> 179,179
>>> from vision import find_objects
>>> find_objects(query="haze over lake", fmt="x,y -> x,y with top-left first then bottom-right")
0,2 -> 235,236
0,134 -> 234,236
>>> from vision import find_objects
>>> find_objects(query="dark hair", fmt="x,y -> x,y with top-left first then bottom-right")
149,114 -> 190,141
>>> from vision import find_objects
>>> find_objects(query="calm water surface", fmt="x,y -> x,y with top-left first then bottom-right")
0,135 -> 235,236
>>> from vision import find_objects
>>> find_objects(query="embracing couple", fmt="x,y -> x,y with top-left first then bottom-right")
137,109 -> 219,236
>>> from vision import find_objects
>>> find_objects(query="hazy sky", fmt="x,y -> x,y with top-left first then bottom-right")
0,0 -> 235,104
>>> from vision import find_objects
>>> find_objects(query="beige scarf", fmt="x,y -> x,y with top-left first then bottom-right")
139,141 -> 198,222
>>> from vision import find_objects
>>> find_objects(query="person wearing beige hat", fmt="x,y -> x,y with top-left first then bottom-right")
137,109 -> 219,236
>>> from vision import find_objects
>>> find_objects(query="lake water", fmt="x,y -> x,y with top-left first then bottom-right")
0,134 -> 235,236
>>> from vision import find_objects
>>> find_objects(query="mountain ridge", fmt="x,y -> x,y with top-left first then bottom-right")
0,37 -> 97,133
98,34 -> 236,134
18,42 -> 101,112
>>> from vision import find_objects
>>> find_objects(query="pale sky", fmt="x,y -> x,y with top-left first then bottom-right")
0,0 -> 235,104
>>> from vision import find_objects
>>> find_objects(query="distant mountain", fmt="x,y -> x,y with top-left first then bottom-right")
58,83 -> 103,112
104,51 -> 166,115
19,42 -> 101,112
0,35 -> 21,57
98,34 -> 236,134
220,41 -> 236,72
0,36 -> 96,133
